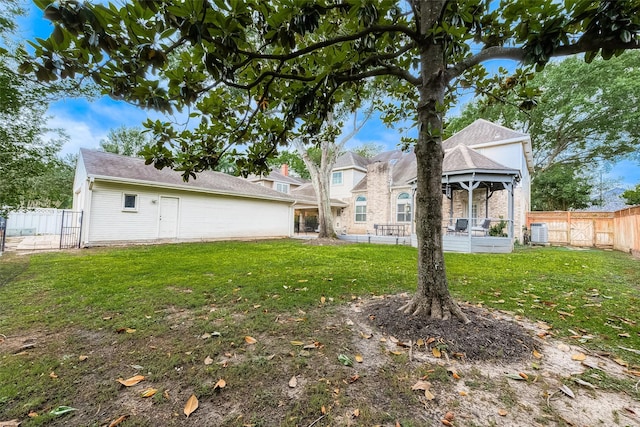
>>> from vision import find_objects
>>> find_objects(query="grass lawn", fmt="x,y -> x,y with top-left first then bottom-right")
0,240 -> 639,426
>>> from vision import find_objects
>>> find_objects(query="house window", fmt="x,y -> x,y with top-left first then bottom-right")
472,204 -> 478,226
355,195 -> 366,222
397,192 -> 411,222
332,171 -> 343,185
276,182 -> 290,193
123,193 -> 138,211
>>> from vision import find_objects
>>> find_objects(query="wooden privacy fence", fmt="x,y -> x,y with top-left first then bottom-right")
526,207 -> 640,257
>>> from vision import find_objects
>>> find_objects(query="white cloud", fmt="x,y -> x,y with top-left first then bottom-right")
45,114 -> 106,156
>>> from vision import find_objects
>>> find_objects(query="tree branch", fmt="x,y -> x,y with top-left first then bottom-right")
335,66 -> 420,86
237,25 -> 419,61
446,39 -> 640,81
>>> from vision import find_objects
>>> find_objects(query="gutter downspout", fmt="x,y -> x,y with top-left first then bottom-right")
289,200 -> 297,237
83,176 -> 94,247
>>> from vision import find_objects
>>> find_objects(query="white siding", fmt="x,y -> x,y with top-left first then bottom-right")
475,144 -> 522,171
84,181 -> 291,245
330,168 -> 366,200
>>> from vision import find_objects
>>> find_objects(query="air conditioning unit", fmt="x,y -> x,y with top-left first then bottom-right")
530,223 -> 548,245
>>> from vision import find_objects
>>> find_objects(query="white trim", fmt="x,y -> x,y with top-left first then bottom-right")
88,175 -> 293,203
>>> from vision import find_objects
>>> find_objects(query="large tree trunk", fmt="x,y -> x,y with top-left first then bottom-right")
307,153 -> 336,238
399,0 -> 469,323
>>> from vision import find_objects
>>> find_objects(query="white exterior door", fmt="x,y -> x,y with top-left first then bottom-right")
159,197 -> 179,238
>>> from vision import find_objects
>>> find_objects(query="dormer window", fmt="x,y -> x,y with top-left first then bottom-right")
276,182 -> 290,193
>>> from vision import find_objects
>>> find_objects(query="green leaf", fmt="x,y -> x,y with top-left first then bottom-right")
337,354 -> 353,366
50,406 -> 77,416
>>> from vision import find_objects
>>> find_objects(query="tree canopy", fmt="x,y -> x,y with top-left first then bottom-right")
99,125 -> 151,157
0,4 -> 78,215
622,184 -> 640,206
27,0 -> 640,322
448,51 -> 640,172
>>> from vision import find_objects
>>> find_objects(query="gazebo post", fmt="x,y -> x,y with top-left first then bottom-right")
506,180 -> 515,238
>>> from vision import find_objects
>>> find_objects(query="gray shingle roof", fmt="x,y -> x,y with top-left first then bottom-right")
80,149 -> 294,202
290,183 -> 349,207
443,145 -> 516,174
247,169 -> 308,186
442,118 -> 529,150
333,151 -> 371,170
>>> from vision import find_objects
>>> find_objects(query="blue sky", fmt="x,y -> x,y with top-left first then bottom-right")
16,2 -> 640,188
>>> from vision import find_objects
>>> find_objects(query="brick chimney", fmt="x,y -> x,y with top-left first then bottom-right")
280,164 -> 289,176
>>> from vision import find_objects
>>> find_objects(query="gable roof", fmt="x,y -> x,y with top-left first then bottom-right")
443,145 -> 518,174
442,118 -> 529,150
290,183 -> 348,208
333,151 -> 370,171
79,149 -> 294,203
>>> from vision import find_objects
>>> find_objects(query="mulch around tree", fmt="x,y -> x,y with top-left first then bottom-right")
365,295 -> 538,361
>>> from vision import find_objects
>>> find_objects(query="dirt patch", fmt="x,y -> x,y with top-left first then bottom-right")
364,294 -> 537,361
4,296 -> 640,426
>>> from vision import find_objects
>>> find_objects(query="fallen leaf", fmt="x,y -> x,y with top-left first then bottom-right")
320,296 -> 326,304
78,355 -> 88,361
348,374 -> 360,383
506,373 -> 525,381
321,405 -> 326,415
557,343 -> 571,352
532,350 -> 543,359
304,342 -> 322,350
498,409 -> 508,416
571,353 -> 586,361
613,357 -> 629,367
290,341 -> 305,346
619,333 -> 631,338
117,375 -> 144,387
389,350 -> 404,355
519,372 -> 529,380
459,391 -> 467,396
559,384 -> 575,399
49,406 -> 77,416
288,376 -> 297,388
214,379 -> 226,390
184,394 -> 198,418
204,356 -> 213,365
432,347 -> 442,358
244,336 -> 257,345
141,388 -> 157,398
441,419 -> 453,426
352,408 -> 360,417
426,337 -> 436,345
360,332 -> 372,339
444,412 -> 455,421
163,390 -> 170,399
49,371 -> 58,379
125,328 -> 136,334
27,412 -> 38,418
355,354 -> 364,363
557,311 -> 574,317
424,389 -> 435,400
416,338 -> 425,347
338,354 -> 353,366
411,380 -> 431,391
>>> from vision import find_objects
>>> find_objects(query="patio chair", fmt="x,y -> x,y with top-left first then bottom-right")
471,218 -> 491,236
446,218 -> 468,234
